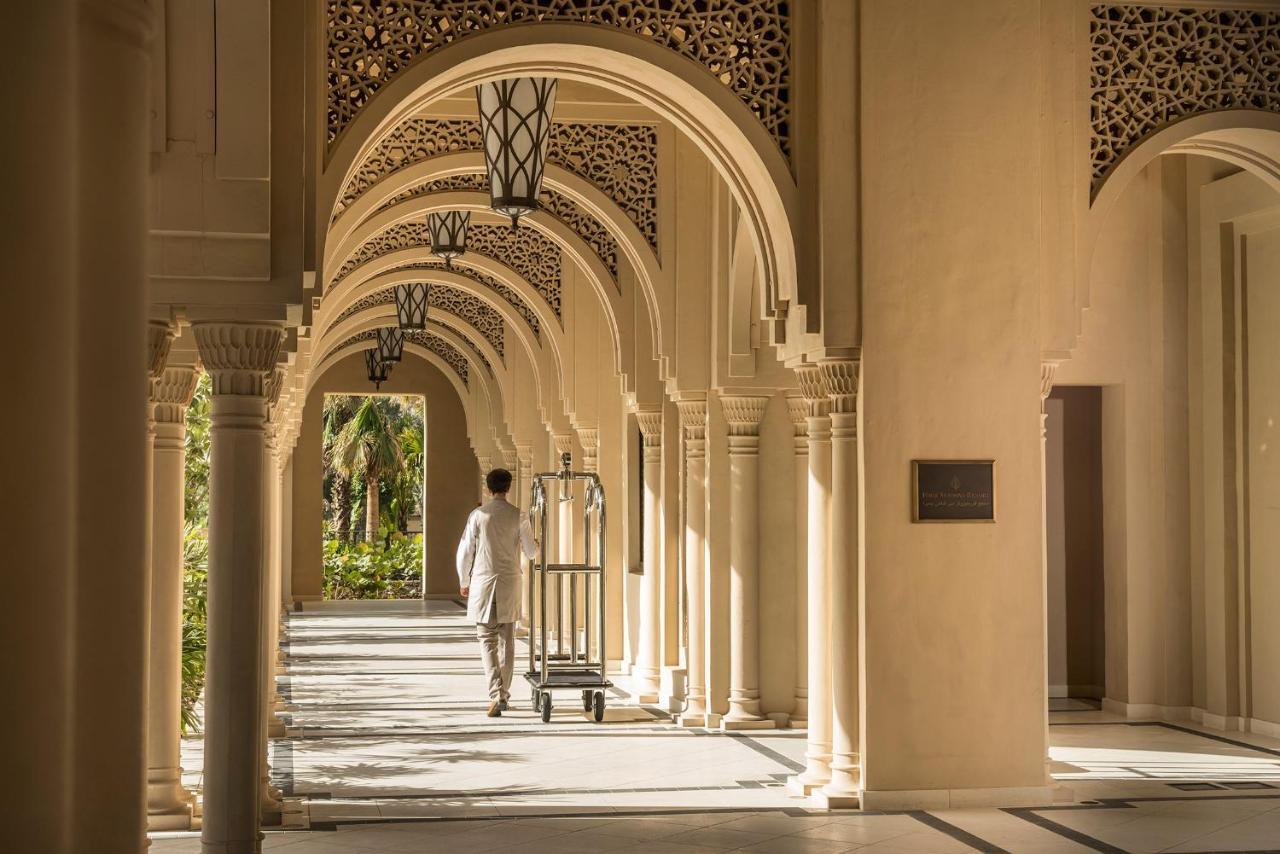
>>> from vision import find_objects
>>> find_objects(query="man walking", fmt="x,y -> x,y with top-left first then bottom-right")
457,468 -> 538,717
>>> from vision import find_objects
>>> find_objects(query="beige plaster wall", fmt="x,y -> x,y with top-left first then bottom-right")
858,0 -> 1048,797
290,351 -> 477,600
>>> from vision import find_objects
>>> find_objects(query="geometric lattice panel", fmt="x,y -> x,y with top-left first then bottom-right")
1090,5 -> 1280,194
335,118 -> 658,254
333,282 -> 506,359
374,175 -> 621,284
434,317 -> 495,377
402,261 -> 543,339
338,328 -> 471,387
326,1 -> 791,157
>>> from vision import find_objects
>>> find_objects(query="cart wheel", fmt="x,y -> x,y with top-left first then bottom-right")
592,691 -> 605,722
540,692 -> 552,723
532,690 -> 541,713
582,690 -> 593,711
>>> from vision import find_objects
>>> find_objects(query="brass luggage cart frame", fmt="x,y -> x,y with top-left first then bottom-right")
524,452 -> 611,722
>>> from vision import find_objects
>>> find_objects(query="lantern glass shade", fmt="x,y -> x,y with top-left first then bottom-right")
394,283 -> 428,330
377,327 -> 405,363
476,77 -> 558,227
364,348 -> 390,390
428,211 -> 469,265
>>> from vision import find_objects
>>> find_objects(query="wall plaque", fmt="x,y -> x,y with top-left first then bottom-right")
912,460 -> 995,523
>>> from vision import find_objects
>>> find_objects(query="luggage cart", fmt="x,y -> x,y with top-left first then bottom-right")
524,452 -> 611,722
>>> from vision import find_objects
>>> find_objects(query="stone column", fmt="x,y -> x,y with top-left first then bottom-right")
259,370 -> 286,823
818,360 -> 861,807
721,396 -> 774,730
195,321 -> 284,854
632,409 -> 664,702
147,364 -> 200,831
788,393 -> 810,727
553,433 -> 576,651
790,368 -> 834,793
477,455 -> 491,504
578,428 -> 600,660
72,3 -> 156,849
676,399 -> 709,726
1040,360 -> 1058,783
517,446 -> 535,633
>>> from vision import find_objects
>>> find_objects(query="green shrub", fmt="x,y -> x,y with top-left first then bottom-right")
323,531 -> 423,600
181,523 -> 209,733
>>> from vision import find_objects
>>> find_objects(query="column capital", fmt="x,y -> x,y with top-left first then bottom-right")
635,409 -> 663,448
192,323 -> 284,397
721,395 -> 769,437
677,399 -> 708,461
819,359 -> 859,415
552,432 -> 575,457
147,321 -> 175,379
501,447 -> 519,469
1040,360 -> 1060,402
795,365 -> 832,417
150,365 -> 200,425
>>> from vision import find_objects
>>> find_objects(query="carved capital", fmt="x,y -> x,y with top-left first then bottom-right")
553,432 -> 575,457
820,359 -> 859,415
501,448 -> 519,469
147,321 -> 175,379
267,366 -> 287,410
795,365 -> 831,417
721,395 -> 769,438
1040,360 -> 1060,402
576,427 -> 599,452
676,399 -> 708,462
635,409 -> 663,448
192,323 -> 284,397
150,365 -> 200,424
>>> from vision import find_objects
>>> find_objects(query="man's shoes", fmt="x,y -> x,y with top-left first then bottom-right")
499,698 -> 509,712
487,700 -> 502,717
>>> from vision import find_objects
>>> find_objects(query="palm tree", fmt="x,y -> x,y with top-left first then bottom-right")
322,396 -> 358,542
389,424 -> 424,532
332,397 -> 405,542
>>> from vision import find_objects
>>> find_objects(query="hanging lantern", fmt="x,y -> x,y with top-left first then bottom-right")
475,77 -> 558,230
364,348 -> 389,390
428,211 -> 470,267
377,327 -> 404,363
394,283 -> 428,330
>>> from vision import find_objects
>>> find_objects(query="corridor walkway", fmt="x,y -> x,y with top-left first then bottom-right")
151,600 -> 1280,852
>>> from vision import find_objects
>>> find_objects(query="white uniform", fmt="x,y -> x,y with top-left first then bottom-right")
455,496 -> 538,624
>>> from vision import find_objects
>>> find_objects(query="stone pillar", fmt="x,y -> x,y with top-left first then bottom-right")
147,364 -> 200,831
676,399 -> 709,726
553,432 -> 576,651
259,369 -> 286,823
721,396 -> 774,730
578,428 -> 600,660
787,393 -> 810,727
195,322 -> 284,854
1040,360 -> 1058,783
72,3 -> 156,849
477,455 -> 491,504
632,409 -> 664,703
790,368 -> 834,793
818,360 -> 861,807
517,446 -> 534,633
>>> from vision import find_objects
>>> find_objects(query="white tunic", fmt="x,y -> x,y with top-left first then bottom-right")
456,496 -> 538,624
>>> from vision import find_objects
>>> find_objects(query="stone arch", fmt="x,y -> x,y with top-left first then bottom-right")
318,26 -> 800,335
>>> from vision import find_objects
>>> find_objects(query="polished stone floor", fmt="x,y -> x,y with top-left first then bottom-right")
151,600 -> 1280,852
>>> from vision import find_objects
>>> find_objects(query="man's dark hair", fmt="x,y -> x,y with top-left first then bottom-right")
486,468 -> 513,495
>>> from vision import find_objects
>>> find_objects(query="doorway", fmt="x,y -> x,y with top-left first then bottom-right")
320,393 -> 426,600
1045,386 -> 1106,704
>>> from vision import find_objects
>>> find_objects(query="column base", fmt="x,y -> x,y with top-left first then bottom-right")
789,718 -> 808,729
858,784 -> 1055,811
659,666 -> 687,712
721,717 -> 776,731
146,804 -> 194,832
766,711 -> 790,728
810,788 -> 860,809
786,774 -> 828,797
675,708 -> 708,728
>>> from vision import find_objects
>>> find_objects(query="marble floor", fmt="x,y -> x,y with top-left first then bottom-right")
151,600 -> 1280,852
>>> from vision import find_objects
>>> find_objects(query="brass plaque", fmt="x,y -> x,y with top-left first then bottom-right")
912,460 -> 995,523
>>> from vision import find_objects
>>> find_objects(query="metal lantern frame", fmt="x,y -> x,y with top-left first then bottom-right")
428,210 -> 470,266
377,326 -> 405,363
476,77 -> 558,230
364,348 -> 390,390
394,282 -> 429,330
